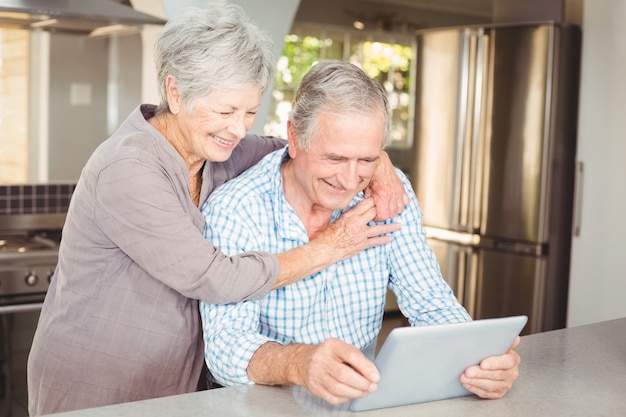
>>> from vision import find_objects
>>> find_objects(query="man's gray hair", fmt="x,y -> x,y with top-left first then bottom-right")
154,3 -> 274,114
289,60 -> 391,150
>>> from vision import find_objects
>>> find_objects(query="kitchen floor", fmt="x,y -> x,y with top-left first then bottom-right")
1,312 -> 35,417
0,397 -> 27,417
0,357 -> 27,417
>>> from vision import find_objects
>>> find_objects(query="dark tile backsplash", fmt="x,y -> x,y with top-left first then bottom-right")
0,184 -> 76,215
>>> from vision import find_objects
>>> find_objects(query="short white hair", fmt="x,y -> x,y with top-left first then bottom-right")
154,2 -> 274,114
289,60 -> 391,150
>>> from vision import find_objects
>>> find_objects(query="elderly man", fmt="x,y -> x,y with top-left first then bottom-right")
200,60 -> 520,405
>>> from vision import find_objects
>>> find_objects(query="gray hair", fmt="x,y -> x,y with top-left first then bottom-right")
154,3 -> 274,114
288,60 -> 391,150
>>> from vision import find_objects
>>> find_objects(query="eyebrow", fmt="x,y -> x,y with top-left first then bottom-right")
317,151 -> 381,161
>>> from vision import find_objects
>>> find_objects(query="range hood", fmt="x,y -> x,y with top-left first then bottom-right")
0,0 -> 166,36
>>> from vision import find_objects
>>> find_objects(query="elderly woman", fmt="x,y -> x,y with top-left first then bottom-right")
27,3 -> 404,416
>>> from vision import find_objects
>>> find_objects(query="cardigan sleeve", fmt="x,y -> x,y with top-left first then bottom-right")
206,134 -> 286,192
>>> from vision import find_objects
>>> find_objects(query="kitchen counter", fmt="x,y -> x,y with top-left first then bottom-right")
44,317 -> 626,416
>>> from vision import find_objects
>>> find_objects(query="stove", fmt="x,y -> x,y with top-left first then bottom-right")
0,214 -> 65,312
0,214 -> 64,416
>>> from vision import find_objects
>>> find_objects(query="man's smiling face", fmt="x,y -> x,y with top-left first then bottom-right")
287,109 -> 385,213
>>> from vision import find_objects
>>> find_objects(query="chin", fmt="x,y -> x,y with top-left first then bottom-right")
207,150 -> 234,162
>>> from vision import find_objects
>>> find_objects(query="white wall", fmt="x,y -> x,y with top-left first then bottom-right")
46,35 -> 113,182
294,0 -> 488,29
493,0 -> 566,22
566,0 -> 626,327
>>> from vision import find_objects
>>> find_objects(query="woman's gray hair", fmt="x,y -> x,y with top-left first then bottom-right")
289,60 -> 391,150
154,3 -> 274,114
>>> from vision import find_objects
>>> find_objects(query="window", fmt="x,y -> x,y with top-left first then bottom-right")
265,25 -> 415,149
0,28 -> 29,183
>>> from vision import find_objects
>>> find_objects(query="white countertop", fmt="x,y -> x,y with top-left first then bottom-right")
44,317 -> 626,416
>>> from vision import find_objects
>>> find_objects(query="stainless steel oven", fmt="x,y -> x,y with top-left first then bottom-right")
0,214 -> 64,417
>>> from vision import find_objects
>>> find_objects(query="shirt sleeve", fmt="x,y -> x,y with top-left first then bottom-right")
200,299 -> 271,385
388,171 -> 472,326
200,196 -> 276,385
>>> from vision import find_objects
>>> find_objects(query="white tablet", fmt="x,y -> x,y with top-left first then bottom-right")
349,315 -> 527,412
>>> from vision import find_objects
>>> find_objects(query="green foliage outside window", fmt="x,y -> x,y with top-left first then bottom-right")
265,30 -> 415,148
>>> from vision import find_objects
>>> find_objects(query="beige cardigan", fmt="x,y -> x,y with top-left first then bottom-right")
27,104 -> 284,416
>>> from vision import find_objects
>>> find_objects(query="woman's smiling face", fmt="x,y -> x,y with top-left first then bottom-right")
178,85 -> 263,163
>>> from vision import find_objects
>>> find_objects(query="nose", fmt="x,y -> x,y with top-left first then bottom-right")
337,160 -> 361,191
226,113 -> 250,139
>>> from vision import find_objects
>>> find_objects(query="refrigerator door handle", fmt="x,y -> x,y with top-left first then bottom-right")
454,29 -> 486,232
455,248 -> 467,311
462,247 -> 478,318
425,226 -> 480,245
572,161 -> 584,237
470,29 -> 489,232
452,29 -> 474,229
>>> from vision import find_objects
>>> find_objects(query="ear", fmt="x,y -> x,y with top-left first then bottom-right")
165,76 -> 182,114
286,120 -> 299,159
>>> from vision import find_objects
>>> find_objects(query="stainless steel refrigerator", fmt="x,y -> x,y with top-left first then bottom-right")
395,22 -> 581,334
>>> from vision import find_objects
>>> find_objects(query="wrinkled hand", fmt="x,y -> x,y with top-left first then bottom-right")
460,336 -> 521,399
365,151 -> 409,221
314,198 -> 401,262
292,339 -> 380,405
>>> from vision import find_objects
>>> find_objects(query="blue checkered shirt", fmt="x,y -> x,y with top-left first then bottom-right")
200,148 -> 471,386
